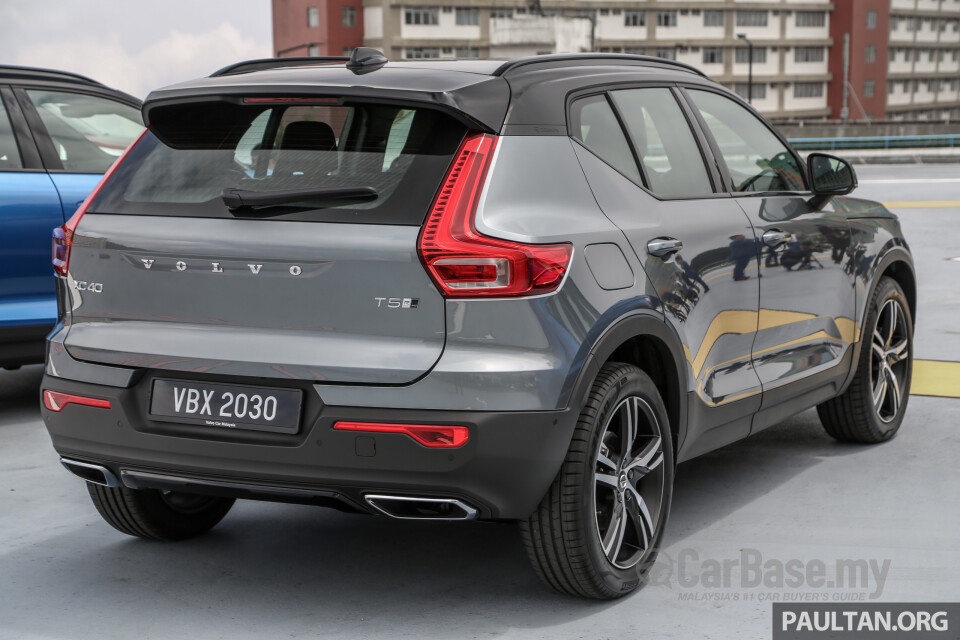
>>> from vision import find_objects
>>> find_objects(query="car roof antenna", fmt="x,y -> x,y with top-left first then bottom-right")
346,47 -> 388,75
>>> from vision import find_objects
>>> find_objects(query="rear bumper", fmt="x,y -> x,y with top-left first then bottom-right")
40,373 -> 577,520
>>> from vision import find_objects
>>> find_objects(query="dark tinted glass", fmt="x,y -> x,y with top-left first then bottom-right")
569,94 -> 641,184
91,101 -> 466,225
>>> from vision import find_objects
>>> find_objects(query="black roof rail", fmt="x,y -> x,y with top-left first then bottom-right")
0,65 -> 106,87
492,53 -> 708,78
211,56 -> 350,77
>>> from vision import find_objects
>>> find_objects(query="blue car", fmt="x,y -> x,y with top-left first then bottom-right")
0,66 -> 143,368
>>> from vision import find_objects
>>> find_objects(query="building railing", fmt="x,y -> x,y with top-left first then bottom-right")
788,134 -> 960,150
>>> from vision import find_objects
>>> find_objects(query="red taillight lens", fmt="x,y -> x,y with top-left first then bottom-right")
333,421 -> 469,448
43,390 -> 112,412
53,129 -> 148,278
418,133 -> 572,298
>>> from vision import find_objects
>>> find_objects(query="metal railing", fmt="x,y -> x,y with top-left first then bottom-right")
787,134 -> 960,150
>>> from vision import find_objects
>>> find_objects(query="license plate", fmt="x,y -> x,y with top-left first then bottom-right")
149,379 -> 302,434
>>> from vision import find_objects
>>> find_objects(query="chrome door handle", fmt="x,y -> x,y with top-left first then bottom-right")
647,237 -> 683,258
762,230 -> 791,248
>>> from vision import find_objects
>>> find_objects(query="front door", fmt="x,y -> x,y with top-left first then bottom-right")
682,88 -> 856,428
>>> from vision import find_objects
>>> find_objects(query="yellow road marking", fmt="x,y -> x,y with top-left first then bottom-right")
911,360 -> 960,398
883,201 -> 960,209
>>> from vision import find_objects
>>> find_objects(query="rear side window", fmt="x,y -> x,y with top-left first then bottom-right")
686,89 -> 805,193
569,95 -> 642,184
0,96 -> 23,169
610,88 -> 712,197
90,100 -> 466,225
26,90 -> 144,173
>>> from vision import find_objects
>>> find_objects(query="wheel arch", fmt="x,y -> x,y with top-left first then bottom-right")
567,312 -> 689,455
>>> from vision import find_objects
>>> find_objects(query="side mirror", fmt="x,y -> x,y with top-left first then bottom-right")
806,153 -> 856,211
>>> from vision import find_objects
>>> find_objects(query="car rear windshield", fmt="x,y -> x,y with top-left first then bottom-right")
89,100 -> 467,225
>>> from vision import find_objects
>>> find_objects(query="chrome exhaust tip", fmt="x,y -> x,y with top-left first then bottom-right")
364,494 -> 478,520
60,458 -> 122,488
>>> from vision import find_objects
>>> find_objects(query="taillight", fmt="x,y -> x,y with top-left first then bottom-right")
43,390 -> 112,412
333,421 -> 469,448
53,129 -> 148,278
418,133 -> 572,298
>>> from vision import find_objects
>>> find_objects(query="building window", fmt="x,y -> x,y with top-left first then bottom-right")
927,80 -> 937,93
733,83 -> 766,100
703,10 -> 724,27
864,79 -> 875,97
888,82 -> 895,95
404,7 -> 439,25
624,47 -> 646,55
864,45 -> 876,63
342,6 -> 356,27
405,47 -> 440,59
795,11 -> 826,28
624,10 -> 645,27
702,47 -> 723,64
735,47 -> 766,64
307,6 -> 319,28
794,82 -> 824,98
889,48 -> 896,62
455,8 -> 478,25
656,47 -> 677,61
794,46 -> 824,63
657,10 -> 677,27
736,10 -> 767,27
929,50 -> 936,62
308,45 -> 319,57
455,46 -> 479,58
866,10 -> 878,29
491,8 -> 513,18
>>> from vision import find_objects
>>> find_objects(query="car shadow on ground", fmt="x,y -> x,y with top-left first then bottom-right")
0,364 -> 883,638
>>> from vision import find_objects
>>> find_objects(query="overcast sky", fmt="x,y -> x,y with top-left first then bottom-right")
0,1 -> 272,98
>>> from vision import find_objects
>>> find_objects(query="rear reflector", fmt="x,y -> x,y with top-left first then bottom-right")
418,133 -> 572,298
43,390 -> 112,412
333,421 -> 469,448
53,128 -> 148,278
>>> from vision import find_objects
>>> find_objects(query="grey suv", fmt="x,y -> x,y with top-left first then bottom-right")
40,51 -> 915,599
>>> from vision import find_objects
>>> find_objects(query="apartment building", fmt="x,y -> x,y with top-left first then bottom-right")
273,0 -> 960,120
885,0 -> 960,119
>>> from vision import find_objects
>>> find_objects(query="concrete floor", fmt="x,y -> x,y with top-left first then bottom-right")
1,164 -> 958,639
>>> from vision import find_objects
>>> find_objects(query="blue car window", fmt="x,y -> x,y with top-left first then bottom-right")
0,98 -> 23,169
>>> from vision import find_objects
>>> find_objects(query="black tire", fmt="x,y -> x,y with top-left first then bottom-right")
520,362 -> 674,599
817,276 -> 913,443
87,483 -> 234,541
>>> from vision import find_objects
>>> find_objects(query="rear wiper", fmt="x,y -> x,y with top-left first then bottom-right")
221,186 -> 378,212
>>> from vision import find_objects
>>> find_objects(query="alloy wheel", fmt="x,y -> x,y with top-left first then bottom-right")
594,396 -> 666,570
870,298 -> 910,424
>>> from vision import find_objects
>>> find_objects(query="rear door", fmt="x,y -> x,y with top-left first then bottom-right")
0,86 -> 63,331
681,88 -> 856,424
567,85 -> 763,458
61,98 -> 467,383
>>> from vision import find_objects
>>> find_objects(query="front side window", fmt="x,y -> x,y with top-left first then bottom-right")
26,90 -> 144,173
569,95 -> 641,184
611,88 -> 713,197
687,89 -> 804,194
